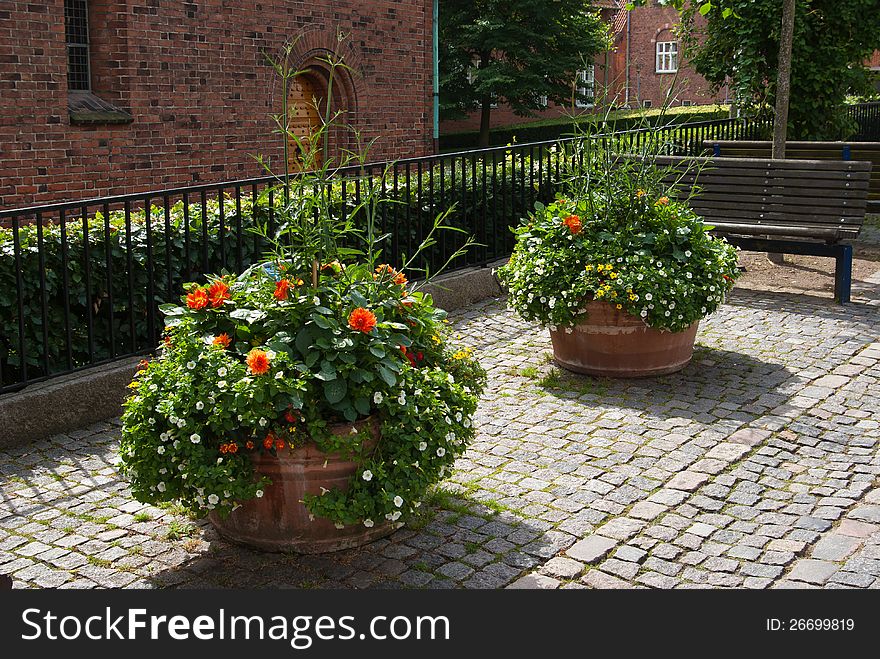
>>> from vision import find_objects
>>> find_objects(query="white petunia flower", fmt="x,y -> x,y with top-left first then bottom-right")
394,495 -> 403,508
218,380 -> 227,389
335,522 -> 345,529
187,361 -> 196,370
218,367 -> 227,377
397,392 -> 406,405
373,392 -> 383,404
362,470 -> 373,481
645,293 -> 653,301
208,494 -> 219,505
157,446 -> 165,455
258,418 -> 267,427
418,441 -> 427,451
363,519 -> 374,528
195,401 -> 204,411
275,371 -> 284,379
157,482 -> 166,492
437,447 -> 446,457
148,418 -> 156,425
190,433 -> 201,443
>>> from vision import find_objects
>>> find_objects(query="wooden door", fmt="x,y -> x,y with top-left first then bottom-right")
287,75 -> 323,172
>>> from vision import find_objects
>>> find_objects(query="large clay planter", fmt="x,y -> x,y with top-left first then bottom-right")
208,416 -> 392,553
549,300 -> 699,377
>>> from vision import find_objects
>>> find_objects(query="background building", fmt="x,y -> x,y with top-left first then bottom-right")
441,1 -> 728,135
0,1 -> 435,208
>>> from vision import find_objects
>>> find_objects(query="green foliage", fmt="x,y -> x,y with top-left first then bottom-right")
120,264 -> 486,526
672,0 -> 880,140
439,0 -> 611,144
440,105 -> 732,150
497,146 -> 740,333
119,39 -> 487,530
0,199 -> 265,385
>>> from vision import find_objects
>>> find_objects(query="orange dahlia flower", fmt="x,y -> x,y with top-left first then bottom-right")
246,348 -> 271,375
348,307 -> 377,333
186,288 -> 209,310
562,215 -> 582,235
207,280 -> 230,307
213,333 -> 231,349
274,279 -> 289,301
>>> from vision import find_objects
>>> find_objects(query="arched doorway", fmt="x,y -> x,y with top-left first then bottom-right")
287,73 -> 324,172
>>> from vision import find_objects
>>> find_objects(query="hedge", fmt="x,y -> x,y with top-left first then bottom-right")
440,105 -> 733,151
1,154 -> 559,387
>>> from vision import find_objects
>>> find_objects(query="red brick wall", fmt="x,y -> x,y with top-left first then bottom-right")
442,5 -> 728,135
0,1 -> 434,209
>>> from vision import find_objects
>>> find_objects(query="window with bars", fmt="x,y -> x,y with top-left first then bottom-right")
656,41 -> 678,74
65,0 -> 91,91
575,66 -> 595,108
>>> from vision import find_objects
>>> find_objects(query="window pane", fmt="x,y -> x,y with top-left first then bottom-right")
65,0 -> 90,91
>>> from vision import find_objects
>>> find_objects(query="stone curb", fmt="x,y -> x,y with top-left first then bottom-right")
0,262 -> 510,449
420,258 -> 508,311
0,357 -> 141,450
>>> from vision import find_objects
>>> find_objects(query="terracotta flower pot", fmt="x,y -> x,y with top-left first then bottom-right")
549,300 -> 699,377
208,416 -> 392,553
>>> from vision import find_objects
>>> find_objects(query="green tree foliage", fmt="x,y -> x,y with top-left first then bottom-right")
440,0 -> 611,147
633,1 -> 880,140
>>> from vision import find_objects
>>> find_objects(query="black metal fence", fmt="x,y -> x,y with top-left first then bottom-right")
849,101 -> 880,141
0,112 -> 774,394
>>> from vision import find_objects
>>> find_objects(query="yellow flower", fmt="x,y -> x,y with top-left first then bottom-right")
616,304 -> 622,309
431,334 -> 442,345
585,265 -> 593,271
596,264 -> 604,272
609,272 -> 618,279
127,381 -> 140,389
629,294 -> 637,301
637,189 -> 646,197
452,347 -> 473,360
595,289 -> 605,298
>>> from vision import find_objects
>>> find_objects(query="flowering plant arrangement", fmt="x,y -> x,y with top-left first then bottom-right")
497,154 -> 740,332
120,259 -> 485,527
119,40 -> 485,530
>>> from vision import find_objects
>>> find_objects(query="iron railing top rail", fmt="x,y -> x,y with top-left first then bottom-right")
0,115 -> 757,217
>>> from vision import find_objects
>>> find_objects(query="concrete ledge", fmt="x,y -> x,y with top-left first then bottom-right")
0,263 -> 510,449
420,258 -> 508,311
0,357 -> 140,450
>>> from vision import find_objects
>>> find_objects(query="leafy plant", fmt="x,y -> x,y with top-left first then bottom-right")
119,37 -> 487,529
497,129 -> 740,332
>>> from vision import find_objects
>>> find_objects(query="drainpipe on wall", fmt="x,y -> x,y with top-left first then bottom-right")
433,0 -> 440,153
624,9 -> 631,107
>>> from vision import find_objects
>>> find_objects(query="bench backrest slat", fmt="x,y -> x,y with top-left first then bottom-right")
643,155 -> 872,240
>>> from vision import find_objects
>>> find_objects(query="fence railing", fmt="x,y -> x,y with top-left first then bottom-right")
0,113 -> 773,395
848,101 -> 880,141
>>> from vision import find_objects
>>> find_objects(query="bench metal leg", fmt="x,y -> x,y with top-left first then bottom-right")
834,244 -> 853,304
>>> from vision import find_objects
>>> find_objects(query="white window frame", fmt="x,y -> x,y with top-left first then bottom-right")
575,66 -> 595,108
656,41 -> 679,74
467,63 -> 498,108
538,94 -> 548,108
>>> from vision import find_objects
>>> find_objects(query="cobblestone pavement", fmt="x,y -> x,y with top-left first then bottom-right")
2,271 -> 879,589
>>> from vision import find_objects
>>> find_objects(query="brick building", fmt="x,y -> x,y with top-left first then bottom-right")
0,1 -> 435,209
441,1 -> 728,135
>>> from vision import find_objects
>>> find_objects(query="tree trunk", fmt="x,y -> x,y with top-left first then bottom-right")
478,96 -> 492,148
768,0 -> 797,265
772,0 -> 796,159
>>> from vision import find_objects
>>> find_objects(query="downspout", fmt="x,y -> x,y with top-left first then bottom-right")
433,0 -> 440,153
624,9 -> 631,107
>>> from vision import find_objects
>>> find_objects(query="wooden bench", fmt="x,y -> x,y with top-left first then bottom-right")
653,155 -> 872,303
704,141 -> 880,208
